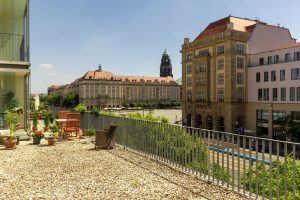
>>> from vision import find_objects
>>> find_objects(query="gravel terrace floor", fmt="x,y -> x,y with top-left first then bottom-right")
0,140 -> 251,200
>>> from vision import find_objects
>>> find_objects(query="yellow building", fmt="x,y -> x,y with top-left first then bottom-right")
49,67 -> 180,109
0,0 -> 31,131
181,16 -> 256,132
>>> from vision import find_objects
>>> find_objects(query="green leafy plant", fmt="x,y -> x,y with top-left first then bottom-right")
49,123 -> 59,133
4,111 -> 20,139
74,103 -> 87,113
91,106 -> 99,116
32,131 -> 44,140
160,116 -> 170,124
85,128 -> 96,136
43,112 -> 50,127
99,111 -> 118,117
33,111 -> 39,128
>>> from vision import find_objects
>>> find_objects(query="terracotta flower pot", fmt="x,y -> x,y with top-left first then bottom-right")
4,138 -> 17,149
48,137 -> 55,146
43,127 -> 49,132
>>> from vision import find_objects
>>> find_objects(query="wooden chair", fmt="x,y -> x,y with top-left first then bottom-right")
63,113 -> 81,139
95,125 -> 117,149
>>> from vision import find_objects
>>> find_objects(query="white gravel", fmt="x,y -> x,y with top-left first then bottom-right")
0,140 -> 251,200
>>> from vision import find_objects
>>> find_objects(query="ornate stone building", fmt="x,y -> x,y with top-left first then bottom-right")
49,68 -> 180,109
160,49 -> 173,78
182,16 -> 297,134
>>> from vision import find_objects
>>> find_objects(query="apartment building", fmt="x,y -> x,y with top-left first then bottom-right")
0,0 -> 30,130
49,67 -> 180,109
181,16 -> 295,133
247,43 -> 300,139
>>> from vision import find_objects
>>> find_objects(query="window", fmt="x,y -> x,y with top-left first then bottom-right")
290,87 -> 296,101
280,70 -> 285,81
187,77 -> 192,87
291,68 -> 300,80
186,65 -> 192,74
267,56 -> 272,64
256,72 -> 260,82
281,87 -> 286,101
258,89 -> 262,101
272,88 -> 278,101
271,71 -> 276,81
237,72 -> 244,84
217,45 -> 224,55
217,58 -> 224,70
236,57 -> 244,69
263,88 -> 269,101
285,53 -> 291,62
259,58 -> 264,65
294,52 -> 300,60
274,55 -> 279,63
217,89 -> 224,102
197,62 -> 206,72
217,73 -> 224,85
187,90 -> 192,101
297,87 -> 300,101
236,87 -> 244,102
187,53 -> 192,61
264,71 -> 268,82
236,43 -> 245,54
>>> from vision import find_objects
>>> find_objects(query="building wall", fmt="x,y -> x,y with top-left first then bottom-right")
248,24 -> 296,54
182,29 -> 249,132
247,44 -> 300,137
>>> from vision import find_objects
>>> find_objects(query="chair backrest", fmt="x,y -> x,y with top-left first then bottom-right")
66,113 -> 80,121
107,125 -> 117,137
59,110 -> 71,119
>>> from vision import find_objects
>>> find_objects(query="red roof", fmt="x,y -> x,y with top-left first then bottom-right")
195,17 -> 230,40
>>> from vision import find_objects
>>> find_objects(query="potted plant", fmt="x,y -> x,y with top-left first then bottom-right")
32,131 -> 44,145
32,111 -> 38,133
91,106 -> 99,117
3,111 -> 20,149
84,128 -> 96,143
74,103 -> 87,114
43,112 -> 50,132
48,123 -> 59,146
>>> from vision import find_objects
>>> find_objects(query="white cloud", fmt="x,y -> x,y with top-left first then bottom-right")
39,64 -> 53,70
48,72 -> 57,76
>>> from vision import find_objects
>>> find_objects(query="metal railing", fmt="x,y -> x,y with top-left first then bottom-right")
0,33 -> 27,62
81,113 -> 300,200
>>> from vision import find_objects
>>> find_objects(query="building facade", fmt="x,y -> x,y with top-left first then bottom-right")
181,16 -> 296,133
247,43 -> 300,139
49,69 -> 180,109
160,49 -> 173,78
0,0 -> 30,130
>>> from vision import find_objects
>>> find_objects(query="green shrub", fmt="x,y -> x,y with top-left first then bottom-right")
43,112 -> 50,127
85,128 -> 96,136
74,103 -> 87,113
160,116 -> 169,124
91,106 -> 99,116
33,111 -> 39,128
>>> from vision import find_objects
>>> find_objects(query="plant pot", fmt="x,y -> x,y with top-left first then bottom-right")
43,127 -> 49,132
48,137 -> 55,146
4,138 -> 17,149
33,137 -> 41,145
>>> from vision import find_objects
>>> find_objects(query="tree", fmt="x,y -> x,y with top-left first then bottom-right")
62,93 -> 78,108
276,112 -> 300,141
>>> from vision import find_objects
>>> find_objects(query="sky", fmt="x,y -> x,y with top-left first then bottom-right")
30,0 -> 300,93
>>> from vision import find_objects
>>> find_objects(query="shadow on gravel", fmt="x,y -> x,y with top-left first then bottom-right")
108,150 -> 209,200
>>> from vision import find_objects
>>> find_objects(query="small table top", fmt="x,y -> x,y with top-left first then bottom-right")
55,119 -> 79,122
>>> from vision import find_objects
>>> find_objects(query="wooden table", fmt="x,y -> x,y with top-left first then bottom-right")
55,119 -> 80,139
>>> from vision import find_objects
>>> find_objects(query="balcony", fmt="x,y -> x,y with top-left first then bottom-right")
0,33 -> 29,62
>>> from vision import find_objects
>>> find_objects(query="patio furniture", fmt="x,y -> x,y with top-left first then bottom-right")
95,125 -> 117,149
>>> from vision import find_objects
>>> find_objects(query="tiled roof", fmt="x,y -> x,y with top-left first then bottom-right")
83,70 -> 176,83
48,85 -> 61,89
195,17 -> 230,40
194,16 -> 256,41
273,42 -> 300,51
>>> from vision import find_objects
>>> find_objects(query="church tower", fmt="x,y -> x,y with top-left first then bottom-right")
160,49 -> 173,77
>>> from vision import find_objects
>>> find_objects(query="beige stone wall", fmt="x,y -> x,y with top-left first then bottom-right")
182,29 -> 249,132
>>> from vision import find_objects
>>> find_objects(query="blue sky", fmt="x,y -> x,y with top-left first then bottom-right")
30,0 -> 300,93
